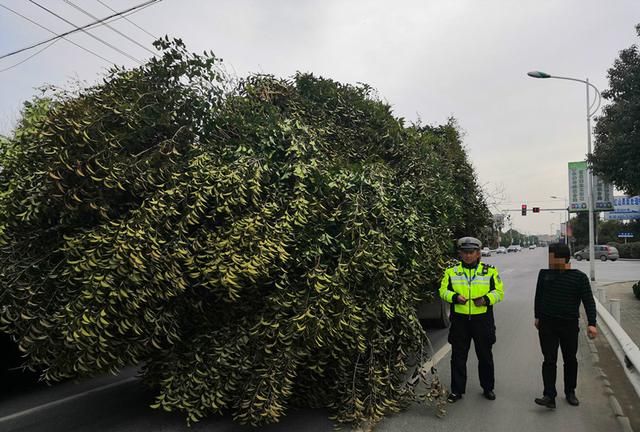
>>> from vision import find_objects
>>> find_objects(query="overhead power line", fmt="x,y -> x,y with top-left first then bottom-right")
95,0 -> 157,40
0,39 -> 60,73
64,0 -> 156,57
0,0 -> 160,62
0,2 -> 116,65
27,0 -> 143,64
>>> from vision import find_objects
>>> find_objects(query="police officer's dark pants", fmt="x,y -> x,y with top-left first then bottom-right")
538,317 -> 579,398
449,313 -> 496,395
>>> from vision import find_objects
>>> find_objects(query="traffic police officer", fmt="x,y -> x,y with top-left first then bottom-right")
439,236 -> 505,403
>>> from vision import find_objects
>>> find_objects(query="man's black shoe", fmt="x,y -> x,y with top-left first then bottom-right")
447,393 -> 463,403
534,395 -> 556,409
483,390 -> 496,400
566,393 -> 580,406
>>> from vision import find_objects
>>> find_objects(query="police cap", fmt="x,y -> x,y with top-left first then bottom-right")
457,236 -> 482,251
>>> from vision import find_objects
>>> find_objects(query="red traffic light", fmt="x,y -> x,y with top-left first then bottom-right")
521,204 -> 527,216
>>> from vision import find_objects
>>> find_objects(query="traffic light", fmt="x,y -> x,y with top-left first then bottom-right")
532,207 -> 540,213
521,204 -> 527,216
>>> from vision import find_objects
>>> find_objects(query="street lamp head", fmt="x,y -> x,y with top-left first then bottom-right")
527,71 -> 551,79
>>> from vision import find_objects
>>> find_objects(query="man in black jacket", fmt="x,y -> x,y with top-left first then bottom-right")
534,243 -> 597,409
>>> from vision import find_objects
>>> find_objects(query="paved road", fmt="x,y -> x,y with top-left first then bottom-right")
378,247 -> 626,431
571,256 -> 640,283
1,248 -> 632,431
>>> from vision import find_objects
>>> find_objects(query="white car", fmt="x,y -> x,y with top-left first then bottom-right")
481,247 -> 492,257
529,244 -> 537,250
496,246 -> 507,254
507,245 -> 518,253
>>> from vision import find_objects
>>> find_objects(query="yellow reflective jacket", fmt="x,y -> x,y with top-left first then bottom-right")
439,261 -> 504,315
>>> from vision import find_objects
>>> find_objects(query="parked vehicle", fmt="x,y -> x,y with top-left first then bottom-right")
574,245 -> 619,262
507,245 -> 518,253
496,246 -> 507,254
529,244 -> 537,250
481,247 -> 492,257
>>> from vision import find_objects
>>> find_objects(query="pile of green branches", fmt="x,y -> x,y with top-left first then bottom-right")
0,38 -> 490,428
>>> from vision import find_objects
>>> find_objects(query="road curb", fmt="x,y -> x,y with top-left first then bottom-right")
587,331 -> 636,432
620,417 -> 635,432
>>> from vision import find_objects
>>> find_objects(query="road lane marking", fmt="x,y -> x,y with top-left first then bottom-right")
0,376 -> 138,425
354,343 -> 452,431
415,342 -> 451,374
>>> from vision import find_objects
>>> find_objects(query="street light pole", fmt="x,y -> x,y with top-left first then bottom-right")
528,71 -> 601,281
585,78 -> 597,281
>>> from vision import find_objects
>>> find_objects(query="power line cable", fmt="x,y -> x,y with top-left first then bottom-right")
0,0 -> 159,62
27,0 -> 143,64
0,0 -> 158,72
0,2 -> 115,64
0,39 -> 60,73
64,0 -> 156,56
95,0 -> 157,40
97,1 -> 160,28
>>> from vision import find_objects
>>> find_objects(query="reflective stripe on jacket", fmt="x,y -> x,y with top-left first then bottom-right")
439,262 -> 504,315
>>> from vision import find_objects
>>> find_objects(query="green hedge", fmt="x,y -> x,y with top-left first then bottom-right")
607,242 -> 640,259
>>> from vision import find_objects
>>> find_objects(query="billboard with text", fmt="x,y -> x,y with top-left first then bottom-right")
605,196 -> 640,220
567,161 -> 614,212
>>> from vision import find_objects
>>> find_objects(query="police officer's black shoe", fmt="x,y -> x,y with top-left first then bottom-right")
565,393 -> 579,406
483,390 -> 496,400
447,393 -> 463,403
534,395 -> 556,409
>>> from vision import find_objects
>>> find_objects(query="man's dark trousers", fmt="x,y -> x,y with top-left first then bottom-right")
538,317 -> 579,398
449,312 -> 496,394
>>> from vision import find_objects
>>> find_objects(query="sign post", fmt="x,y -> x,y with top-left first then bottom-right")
617,232 -> 635,244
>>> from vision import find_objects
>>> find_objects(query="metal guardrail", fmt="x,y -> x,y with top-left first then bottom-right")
594,295 -> 640,397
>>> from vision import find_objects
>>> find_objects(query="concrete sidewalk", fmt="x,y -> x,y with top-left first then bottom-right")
600,281 -> 640,349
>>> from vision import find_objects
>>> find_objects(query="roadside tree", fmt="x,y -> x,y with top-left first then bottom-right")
591,24 -> 640,195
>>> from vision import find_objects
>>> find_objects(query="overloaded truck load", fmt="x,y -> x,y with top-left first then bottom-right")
0,38 -> 490,428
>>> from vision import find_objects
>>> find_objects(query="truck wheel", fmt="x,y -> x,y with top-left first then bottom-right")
417,297 -> 451,329
434,301 -> 450,329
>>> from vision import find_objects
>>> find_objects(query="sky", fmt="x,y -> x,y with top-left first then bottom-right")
1,0 -> 639,237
